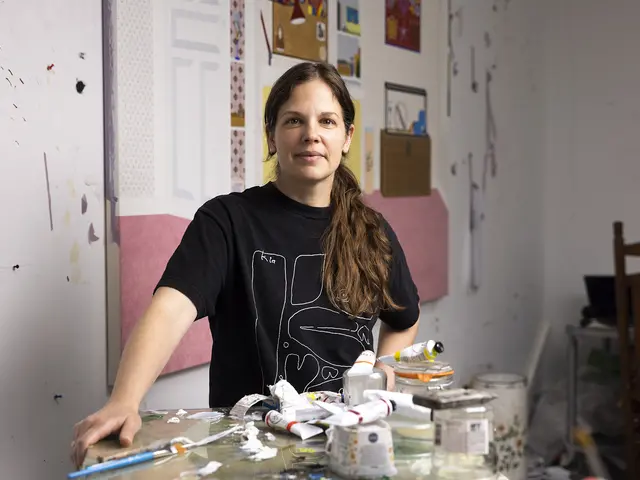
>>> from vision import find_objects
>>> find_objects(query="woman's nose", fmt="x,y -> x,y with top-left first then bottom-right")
302,122 -> 321,143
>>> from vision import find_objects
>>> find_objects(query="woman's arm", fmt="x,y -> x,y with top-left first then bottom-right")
375,318 -> 420,390
71,287 -> 197,467
110,287 -> 198,407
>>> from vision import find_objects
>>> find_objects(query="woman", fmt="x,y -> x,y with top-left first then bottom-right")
71,62 -> 420,467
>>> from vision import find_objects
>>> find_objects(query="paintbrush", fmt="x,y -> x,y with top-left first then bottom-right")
67,425 -> 242,478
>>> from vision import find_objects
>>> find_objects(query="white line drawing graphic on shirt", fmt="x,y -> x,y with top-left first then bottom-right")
291,254 -> 324,305
251,251 -> 375,392
251,250 -> 287,389
284,353 -> 320,391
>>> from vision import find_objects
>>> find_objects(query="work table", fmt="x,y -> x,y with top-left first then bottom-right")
79,408 -> 504,479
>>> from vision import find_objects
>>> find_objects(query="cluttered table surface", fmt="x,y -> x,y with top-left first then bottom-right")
78,407 -> 437,480
73,346 -> 507,479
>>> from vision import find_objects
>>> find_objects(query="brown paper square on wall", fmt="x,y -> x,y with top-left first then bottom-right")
380,131 -> 431,197
380,82 -> 431,197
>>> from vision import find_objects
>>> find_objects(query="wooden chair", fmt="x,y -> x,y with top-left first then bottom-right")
613,221 -> 640,479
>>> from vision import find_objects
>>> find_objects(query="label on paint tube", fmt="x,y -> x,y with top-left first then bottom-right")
378,340 -> 443,365
434,418 -> 490,455
264,410 -> 324,440
229,394 -> 268,419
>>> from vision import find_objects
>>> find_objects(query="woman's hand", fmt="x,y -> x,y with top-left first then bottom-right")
70,400 -> 141,469
376,362 -> 396,391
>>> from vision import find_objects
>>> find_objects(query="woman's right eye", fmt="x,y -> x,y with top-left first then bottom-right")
286,118 -> 300,125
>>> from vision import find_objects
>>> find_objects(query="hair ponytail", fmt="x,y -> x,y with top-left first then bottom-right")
322,163 -> 403,317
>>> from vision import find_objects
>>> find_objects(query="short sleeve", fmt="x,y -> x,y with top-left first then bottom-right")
154,200 -> 230,320
378,219 -> 420,330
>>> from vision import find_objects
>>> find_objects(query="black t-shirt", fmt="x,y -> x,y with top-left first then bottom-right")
156,182 -> 419,407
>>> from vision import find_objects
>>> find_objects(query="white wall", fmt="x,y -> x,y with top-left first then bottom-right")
418,0 -> 547,385
0,1 -> 107,478
541,0 -> 640,382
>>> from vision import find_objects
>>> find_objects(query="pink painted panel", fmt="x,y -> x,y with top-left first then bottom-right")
119,215 -> 212,376
364,189 -> 449,302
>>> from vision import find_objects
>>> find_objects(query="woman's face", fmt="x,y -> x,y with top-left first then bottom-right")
268,79 -> 354,184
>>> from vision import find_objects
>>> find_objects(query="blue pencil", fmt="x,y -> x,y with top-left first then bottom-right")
67,449 -> 172,479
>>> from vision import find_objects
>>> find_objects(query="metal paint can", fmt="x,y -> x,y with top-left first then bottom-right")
327,420 -> 397,479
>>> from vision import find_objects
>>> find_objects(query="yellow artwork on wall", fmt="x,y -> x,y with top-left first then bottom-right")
261,87 -> 363,187
347,98 -> 362,184
262,86 -> 275,184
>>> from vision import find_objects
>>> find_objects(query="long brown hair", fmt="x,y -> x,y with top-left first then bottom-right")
264,62 -> 402,317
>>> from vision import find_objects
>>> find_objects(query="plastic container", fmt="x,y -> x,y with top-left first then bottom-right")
327,420 -> 397,479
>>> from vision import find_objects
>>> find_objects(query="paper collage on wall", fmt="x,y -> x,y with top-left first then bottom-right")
272,0 -> 328,62
230,0 -> 246,192
336,0 -> 361,84
385,0 -> 421,52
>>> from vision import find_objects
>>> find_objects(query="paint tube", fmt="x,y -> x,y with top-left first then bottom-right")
322,398 -> 396,427
363,389 -> 431,420
268,379 -> 314,420
377,340 -> 444,366
349,350 -> 376,373
229,393 -> 268,419
303,390 -> 344,404
263,410 -> 324,440
287,405 -> 333,422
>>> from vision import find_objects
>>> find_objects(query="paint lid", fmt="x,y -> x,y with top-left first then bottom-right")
393,360 -> 454,383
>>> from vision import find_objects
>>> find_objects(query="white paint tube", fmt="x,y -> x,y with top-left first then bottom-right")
363,389 -> 431,420
268,379 -> 312,416
263,410 -> 324,440
349,350 -> 376,373
377,340 -> 444,365
322,398 -> 396,427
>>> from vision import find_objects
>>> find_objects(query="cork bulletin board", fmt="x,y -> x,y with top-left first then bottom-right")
272,0 -> 328,62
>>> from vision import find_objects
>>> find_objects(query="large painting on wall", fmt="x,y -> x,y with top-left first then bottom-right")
272,0 -> 328,62
103,0 -> 237,385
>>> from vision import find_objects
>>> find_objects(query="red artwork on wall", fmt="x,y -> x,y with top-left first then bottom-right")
385,0 -> 421,53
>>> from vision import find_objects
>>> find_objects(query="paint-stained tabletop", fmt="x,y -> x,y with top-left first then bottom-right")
79,408 -> 502,479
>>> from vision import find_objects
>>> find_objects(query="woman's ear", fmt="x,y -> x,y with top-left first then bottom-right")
342,124 -> 355,155
266,131 -> 276,156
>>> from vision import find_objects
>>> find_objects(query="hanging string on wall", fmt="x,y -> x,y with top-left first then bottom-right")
467,152 -> 483,293
482,68 -> 497,191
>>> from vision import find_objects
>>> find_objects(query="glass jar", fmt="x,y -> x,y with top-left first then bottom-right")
388,361 -> 453,465
430,404 -> 496,479
393,361 -> 455,395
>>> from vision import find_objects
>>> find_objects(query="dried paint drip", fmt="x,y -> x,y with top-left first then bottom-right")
76,80 -> 86,94
88,223 -> 99,244
81,194 -> 87,214
43,153 -> 53,231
